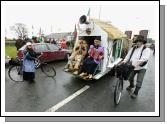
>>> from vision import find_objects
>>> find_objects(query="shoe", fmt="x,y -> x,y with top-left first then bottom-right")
126,85 -> 134,91
64,69 -> 69,72
83,75 -> 89,80
74,65 -> 79,70
79,72 -> 84,76
131,92 -> 138,99
29,79 -> 35,83
131,86 -> 140,99
73,71 -> 78,75
79,72 -> 87,77
88,74 -> 93,79
68,68 -> 75,72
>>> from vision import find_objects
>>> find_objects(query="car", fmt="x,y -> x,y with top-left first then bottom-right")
17,43 -> 71,67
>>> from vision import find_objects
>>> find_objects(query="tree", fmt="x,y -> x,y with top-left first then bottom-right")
10,23 -> 28,40
15,37 -> 32,50
10,23 -> 30,50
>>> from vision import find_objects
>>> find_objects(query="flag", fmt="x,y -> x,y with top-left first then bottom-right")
51,25 -> 53,33
38,37 -> 43,43
38,27 -> 43,42
32,25 -> 34,38
73,24 -> 77,41
39,27 -> 42,36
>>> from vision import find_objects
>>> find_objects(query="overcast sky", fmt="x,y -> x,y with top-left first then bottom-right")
4,1 -> 159,40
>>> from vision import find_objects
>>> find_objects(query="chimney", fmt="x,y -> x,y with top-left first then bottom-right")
125,31 -> 132,39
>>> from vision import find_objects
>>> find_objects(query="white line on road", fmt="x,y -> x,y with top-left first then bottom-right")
45,85 -> 90,112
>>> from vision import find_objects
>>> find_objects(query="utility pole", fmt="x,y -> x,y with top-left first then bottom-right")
32,25 -> 34,38
99,5 -> 101,20
51,25 -> 53,43
5,28 -> 6,35
51,25 -> 53,33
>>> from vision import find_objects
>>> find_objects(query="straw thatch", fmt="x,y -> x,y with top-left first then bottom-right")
91,18 -> 126,40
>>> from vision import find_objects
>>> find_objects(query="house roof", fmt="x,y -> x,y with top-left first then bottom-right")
91,19 -> 127,40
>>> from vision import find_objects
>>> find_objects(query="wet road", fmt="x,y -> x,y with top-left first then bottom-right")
5,52 -> 155,112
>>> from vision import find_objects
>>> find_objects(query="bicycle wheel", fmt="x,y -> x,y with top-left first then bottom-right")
114,78 -> 123,105
8,65 -> 23,82
41,64 -> 56,77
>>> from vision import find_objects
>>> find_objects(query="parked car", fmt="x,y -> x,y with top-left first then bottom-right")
17,43 -> 71,67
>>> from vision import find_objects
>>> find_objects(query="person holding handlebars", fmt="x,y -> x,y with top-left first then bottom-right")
121,35 -> 151,99
22,42 -> 42,82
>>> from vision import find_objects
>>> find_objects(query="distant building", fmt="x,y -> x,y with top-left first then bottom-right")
147,38 -> 153,43
66,35 -> 73,41
139,30 -> 148,41
46,32 -> 73,41
147,38 -> 155,43
152,40 -> 155,43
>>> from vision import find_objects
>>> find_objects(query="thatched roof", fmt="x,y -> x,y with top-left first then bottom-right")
91,19 -> 127,40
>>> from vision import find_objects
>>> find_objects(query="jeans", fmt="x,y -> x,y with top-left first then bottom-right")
128,69 -> 146,88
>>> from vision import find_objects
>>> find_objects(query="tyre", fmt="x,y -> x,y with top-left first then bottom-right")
114,78 -> 123,105
41,64 -> 56,77
8,65 -> 23,82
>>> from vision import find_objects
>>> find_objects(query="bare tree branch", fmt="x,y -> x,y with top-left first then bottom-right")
10,23 -> 28,40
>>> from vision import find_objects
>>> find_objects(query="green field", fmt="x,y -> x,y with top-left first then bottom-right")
5,45 -> 17,58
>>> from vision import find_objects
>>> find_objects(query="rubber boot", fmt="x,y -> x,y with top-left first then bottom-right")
131,86 -> 140,99
126,82 -> 135,91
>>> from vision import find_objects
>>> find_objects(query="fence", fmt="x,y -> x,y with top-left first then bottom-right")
5,40 -> 16,45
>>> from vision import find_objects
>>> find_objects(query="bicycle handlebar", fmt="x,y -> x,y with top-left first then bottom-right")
36,52 -> 43,59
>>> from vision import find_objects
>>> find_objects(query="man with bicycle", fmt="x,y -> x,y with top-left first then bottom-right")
122,35 -> 151,99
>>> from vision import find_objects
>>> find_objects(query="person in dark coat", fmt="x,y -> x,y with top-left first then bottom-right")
22,42 -> 37,82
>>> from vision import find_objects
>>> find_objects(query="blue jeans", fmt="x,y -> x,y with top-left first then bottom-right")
128,69 -> 146,88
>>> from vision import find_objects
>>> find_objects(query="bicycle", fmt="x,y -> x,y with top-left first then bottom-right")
114,64 -> 124,105
8,56 -> 56,82
114,62 -> 134,105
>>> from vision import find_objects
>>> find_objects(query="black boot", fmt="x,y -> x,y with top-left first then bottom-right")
126,83 -> 134,91
131,86 -> 140,99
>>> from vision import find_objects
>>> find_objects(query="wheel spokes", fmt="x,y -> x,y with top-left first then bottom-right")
9,66 -> 23,82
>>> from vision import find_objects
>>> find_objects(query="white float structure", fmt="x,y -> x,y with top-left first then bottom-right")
67,16 -> 130,80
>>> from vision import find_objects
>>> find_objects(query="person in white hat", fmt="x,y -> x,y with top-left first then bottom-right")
26,42 -> 32,46
22,42 -> 37,82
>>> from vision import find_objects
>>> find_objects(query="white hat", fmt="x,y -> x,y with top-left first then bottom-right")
26,42 -> 32,46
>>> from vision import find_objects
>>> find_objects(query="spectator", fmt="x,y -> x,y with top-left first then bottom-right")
61,39 -> 67,49
22,42 -> 38,82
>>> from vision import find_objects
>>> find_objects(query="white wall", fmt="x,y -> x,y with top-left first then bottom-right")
108,39 -> 114,63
